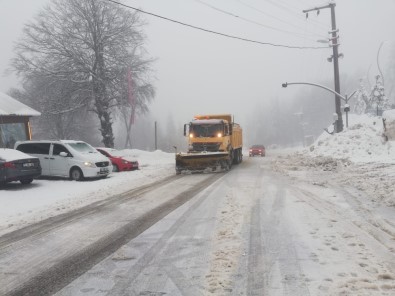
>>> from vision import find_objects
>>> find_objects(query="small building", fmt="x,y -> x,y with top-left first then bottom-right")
0,92 -> 41,148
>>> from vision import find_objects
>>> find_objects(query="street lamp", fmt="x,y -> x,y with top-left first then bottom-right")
282,82 -> 356,129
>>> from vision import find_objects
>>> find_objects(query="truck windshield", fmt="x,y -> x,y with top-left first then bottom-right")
190,124 -> 223,137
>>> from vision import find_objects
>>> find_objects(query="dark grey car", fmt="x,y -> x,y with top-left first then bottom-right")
0,149 -> 41,185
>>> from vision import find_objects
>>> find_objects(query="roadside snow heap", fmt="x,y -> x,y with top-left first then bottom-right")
273,113 -> 395,206
308,113 -> 395,164
382,109 -> 395,141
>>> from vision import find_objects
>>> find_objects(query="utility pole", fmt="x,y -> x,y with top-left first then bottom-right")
303,2 -> 343,132
154,121 -> 157,150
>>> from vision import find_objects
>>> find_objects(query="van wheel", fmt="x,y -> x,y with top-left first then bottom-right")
70,168 -> 83,181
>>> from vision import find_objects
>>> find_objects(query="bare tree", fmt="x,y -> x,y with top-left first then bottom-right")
12,0 -> 155,147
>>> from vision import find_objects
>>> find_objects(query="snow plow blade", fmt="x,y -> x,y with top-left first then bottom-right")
176,152 -> 230,174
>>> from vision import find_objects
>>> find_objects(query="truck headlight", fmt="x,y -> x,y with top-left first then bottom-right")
217,133 -> 222,137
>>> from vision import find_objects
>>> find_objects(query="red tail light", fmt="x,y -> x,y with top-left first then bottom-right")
4,162 -> 16,169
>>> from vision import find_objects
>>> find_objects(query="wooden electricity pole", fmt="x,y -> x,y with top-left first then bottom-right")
303,2 -> 343,132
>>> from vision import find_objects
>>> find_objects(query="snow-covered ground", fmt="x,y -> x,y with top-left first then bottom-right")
1,113 -> 394,235
0,149 -> 175,236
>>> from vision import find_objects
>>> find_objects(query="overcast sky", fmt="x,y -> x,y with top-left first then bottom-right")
1,0 -> 395,128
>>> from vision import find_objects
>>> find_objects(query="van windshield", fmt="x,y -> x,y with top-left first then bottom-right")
67,142 -> 97,153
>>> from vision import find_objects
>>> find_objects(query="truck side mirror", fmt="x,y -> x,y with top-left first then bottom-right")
184,124 -> 187,136
229,124 -> 233,135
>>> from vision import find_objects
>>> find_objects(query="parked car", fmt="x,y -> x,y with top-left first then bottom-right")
0,148 -> 41,185
14,140 -> 111,181
249,145 -> 265,157
96,147 -> 139,172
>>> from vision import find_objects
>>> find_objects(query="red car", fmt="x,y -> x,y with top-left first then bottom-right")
96,148 -> 139,172
249,145 -> 265,157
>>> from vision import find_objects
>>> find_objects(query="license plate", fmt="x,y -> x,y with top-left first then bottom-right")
100,168 -> 109,173
23,163 -> 35,167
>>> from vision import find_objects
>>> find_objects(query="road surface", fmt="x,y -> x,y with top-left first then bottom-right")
1,155 -> 395,295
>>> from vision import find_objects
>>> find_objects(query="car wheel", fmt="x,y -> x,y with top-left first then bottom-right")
20,178 -> 33,185
70,167 -> 84,181
112,164 -> 119,172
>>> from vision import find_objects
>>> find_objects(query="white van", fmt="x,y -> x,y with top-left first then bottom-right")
14,140 -> 112,181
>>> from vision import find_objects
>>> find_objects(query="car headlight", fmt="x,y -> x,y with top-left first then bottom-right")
84,161 -> 96,168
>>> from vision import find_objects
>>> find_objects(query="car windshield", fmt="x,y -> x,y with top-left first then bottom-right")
67,142 -> 97,153
190,124 -> 223,138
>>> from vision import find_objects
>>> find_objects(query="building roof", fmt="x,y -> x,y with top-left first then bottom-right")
0,92 -> 41,116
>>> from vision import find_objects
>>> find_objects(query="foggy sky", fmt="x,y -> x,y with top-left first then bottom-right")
1,0 -> 394,133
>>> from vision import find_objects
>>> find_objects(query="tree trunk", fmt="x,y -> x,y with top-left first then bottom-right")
93,78 -> 114,148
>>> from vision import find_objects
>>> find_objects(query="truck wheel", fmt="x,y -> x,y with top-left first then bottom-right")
233,150 -> 238,164
70,167 -> 84,181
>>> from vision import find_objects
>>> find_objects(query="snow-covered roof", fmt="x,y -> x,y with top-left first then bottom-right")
0,92 -> 41,117
0,148 -> 38,162
192,119 -> 223,125
96,147 -> 117,153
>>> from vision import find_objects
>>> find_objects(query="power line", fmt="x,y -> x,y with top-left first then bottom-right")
104,0 -> 328,50
261,0 -> 328,30
193,0 -> 325,42
233,0 -> 327,39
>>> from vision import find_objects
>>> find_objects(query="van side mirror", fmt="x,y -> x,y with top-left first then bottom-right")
59,152 -> 68,157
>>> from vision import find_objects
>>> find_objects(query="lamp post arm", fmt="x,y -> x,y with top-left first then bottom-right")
347,90 -> 357,102
283,82 -> 347,102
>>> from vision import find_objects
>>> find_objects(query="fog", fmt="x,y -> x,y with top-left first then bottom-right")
1,0 -> 395,148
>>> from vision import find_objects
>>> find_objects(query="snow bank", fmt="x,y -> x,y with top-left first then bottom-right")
307,114 -> 395,164
382,109 -> 395,141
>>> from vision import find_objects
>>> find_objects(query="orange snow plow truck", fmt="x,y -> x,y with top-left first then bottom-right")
176,114 -> 243,174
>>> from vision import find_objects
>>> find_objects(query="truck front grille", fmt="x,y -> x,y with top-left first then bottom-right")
192,143 -> 221,152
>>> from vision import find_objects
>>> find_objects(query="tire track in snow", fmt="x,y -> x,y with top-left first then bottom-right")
0,175 -> 178,250
4,174 -> 222,296
259,176 -> 311,296
105,174 -> 223,296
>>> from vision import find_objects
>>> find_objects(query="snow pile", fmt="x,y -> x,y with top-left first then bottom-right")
272,113 -> 395,206
382,109 -> 395,140
118,149 -> 175,166
307,114 -> 395,164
